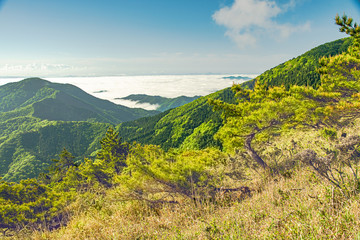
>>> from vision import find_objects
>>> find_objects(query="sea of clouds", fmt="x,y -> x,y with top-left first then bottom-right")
0,74 -> 256,110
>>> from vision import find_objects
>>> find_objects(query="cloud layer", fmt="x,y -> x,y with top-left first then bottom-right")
213,0 -> 310,48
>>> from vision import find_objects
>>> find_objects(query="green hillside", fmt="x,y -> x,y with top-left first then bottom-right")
119,94 -> 201,112
0,103 -> 112,182
243,37 -> 353,89
0,78 -> 160,181
117,89 -> 234,150
0,121 -> 110,182
0,78 -> 159,124
116,38 -> 352,150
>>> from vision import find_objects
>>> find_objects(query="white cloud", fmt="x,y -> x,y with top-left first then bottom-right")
213,0 -> 310,48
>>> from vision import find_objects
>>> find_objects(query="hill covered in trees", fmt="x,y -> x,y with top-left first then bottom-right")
0,78 -> 160,181
0,121 -> 110,182
116,88 -> 234,150
116,37 -> 352,151
243,37 -> 353,89
0,78 -> 159,124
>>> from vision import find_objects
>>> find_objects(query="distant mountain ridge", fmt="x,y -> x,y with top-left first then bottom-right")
118,94 -> 201,112
222,75 -> 252,80
0,78 -> 159,124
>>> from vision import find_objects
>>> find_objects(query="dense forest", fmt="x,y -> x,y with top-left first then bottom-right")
1,15 -> 360,239
243,37 -> 353,89
0,78 -> 162,182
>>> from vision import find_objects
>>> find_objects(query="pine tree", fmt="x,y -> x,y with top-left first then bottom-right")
97,127 -> 130,174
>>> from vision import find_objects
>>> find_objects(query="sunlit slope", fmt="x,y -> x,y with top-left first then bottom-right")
117,38 -> 352,150
243,37 -> 352,89
116,88 -> 235,150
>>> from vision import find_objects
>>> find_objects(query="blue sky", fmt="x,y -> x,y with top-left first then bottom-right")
0,0 -> 359,77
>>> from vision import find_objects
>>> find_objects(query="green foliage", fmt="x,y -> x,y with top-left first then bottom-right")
43,149 -> 79,184
336,14 -> 360,37
0,121 -> 110,182
180,120 -> 222,150
119,144 -> 227,201
117,88 -> 235,150
210,82 -> 326,169
97,127 -> 130,174
321,127 -> 337,140
248,38 -> 352,89
210,16 -> 360,170
48,157 -> 113,191
52,149 -> 78,171
0,178 -> 63,231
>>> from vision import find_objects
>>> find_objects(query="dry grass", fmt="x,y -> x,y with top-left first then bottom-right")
10,164 -> 356,240
6,122 -> 360,240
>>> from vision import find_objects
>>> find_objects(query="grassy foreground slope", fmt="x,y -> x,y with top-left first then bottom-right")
27,118 -> 360,240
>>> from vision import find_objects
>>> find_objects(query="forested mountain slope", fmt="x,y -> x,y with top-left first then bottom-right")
116,88 -> 235,150
243,37 -> 352,89
0,78 -> 159,124
0,121 -> 110,182
0,78 -> 159,181
117,38 -> 352,150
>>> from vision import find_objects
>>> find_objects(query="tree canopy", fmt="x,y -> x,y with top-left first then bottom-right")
210,14 -> 360,170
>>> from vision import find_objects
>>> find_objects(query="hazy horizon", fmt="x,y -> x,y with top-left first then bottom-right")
0,0 -> 359,77
0,74 -> 255,110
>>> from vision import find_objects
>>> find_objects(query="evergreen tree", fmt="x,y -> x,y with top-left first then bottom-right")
97,127 -> 130,174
